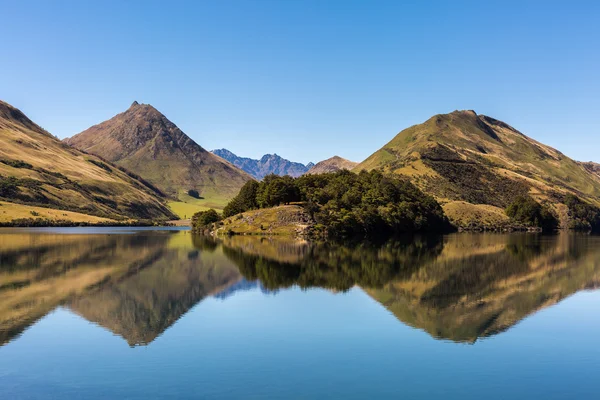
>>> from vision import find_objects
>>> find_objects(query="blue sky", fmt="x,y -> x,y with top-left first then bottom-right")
1,0 -> 599,164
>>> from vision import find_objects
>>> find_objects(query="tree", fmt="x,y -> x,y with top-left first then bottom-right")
506,196 -> 558,231
192,209 -> 221,229
187,189 -> 201,199
223,180 -> 260,217
256,175 -> 300,208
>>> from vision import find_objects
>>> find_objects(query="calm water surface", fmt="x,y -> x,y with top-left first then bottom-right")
1,228 -> 599,399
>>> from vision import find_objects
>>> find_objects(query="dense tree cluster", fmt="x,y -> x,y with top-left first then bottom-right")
222,180 -> 259,217
564,194 -> 600,232
220,170 -> 453,238
192,209 -> 221,228
505,196 -> 558,231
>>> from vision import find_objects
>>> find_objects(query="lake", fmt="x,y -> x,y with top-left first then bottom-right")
1,228 -> 599,399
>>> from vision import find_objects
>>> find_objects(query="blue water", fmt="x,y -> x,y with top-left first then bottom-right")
0,229 -> 599,399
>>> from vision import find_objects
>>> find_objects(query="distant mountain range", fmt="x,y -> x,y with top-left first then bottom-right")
356,110 -> 600,228
64,102 -> 252,205
212,149 -> 314,179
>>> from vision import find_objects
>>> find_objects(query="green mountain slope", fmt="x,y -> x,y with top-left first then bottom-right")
65,102 -> 252,211
0,100 -> 175,222
356,110 -> 600,227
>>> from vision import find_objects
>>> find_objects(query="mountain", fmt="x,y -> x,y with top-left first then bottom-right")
580,161 -> 600,179
356,110 -> 600,228
0,100 -> 175,222
212,148 -> 313,179
64,102 -> 252,210
306,156 -> 357,174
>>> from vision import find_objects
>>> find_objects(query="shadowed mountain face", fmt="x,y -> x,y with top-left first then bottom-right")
212,233 -> 600,342
355,110 -> 600,228
306,156 -> 357,175
64,103 -> 252,201
0,100 -> 176,221
0,230 -> 242,347
212,149 -> 313,179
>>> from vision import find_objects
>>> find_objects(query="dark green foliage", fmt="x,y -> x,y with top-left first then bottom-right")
564,195 -> 600,232
192,209 -> 222,229
0,159 -> 33,169
221,170 -> 453,238
256,175 -> 300,208
424,159 -> 529,208
187,189 -> 201,199
223,180 -> 260,218
296,170 -> 452,238
505,196 -> 558,231
0,176 -> 19,197
87,159 -> 112,172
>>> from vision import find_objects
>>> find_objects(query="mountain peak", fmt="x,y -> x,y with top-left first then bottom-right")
63,104 -> 251,200
213,149 -> 312,179
306,156 -> 357,175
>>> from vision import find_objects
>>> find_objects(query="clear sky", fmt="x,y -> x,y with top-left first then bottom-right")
1,0 -> 599,164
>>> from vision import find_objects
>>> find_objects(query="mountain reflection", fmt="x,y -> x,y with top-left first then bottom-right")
213,233 -> 600,342
1,229 -> 600,346
0,230 -> 243,346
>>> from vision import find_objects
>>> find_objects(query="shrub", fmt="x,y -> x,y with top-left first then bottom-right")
0,159 -> 33,169
506,196 -> 558,231
187,189 -> 201,199
192,209 -> 222,230
223,180 -> 260,217
564,194 -> 600,232
87,159 -> 112,172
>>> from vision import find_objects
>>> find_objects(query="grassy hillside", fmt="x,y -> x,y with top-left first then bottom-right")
0,100 -> 176,222
0,201 -> 115,224
356,110 -> 600,228
64,102 -> 252,211
205,205 -> 313,236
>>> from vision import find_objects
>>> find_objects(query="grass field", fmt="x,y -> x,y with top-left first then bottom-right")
168,190 -> 232,219
168,201 -> 213,219
0,201 -> 115,223
211,205 -> 311,236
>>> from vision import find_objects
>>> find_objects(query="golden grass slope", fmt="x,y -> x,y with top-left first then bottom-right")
210,205 -> 313,236
0,100 -> 176,222
0,201 -> 114,224
356,110 -> 600,227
